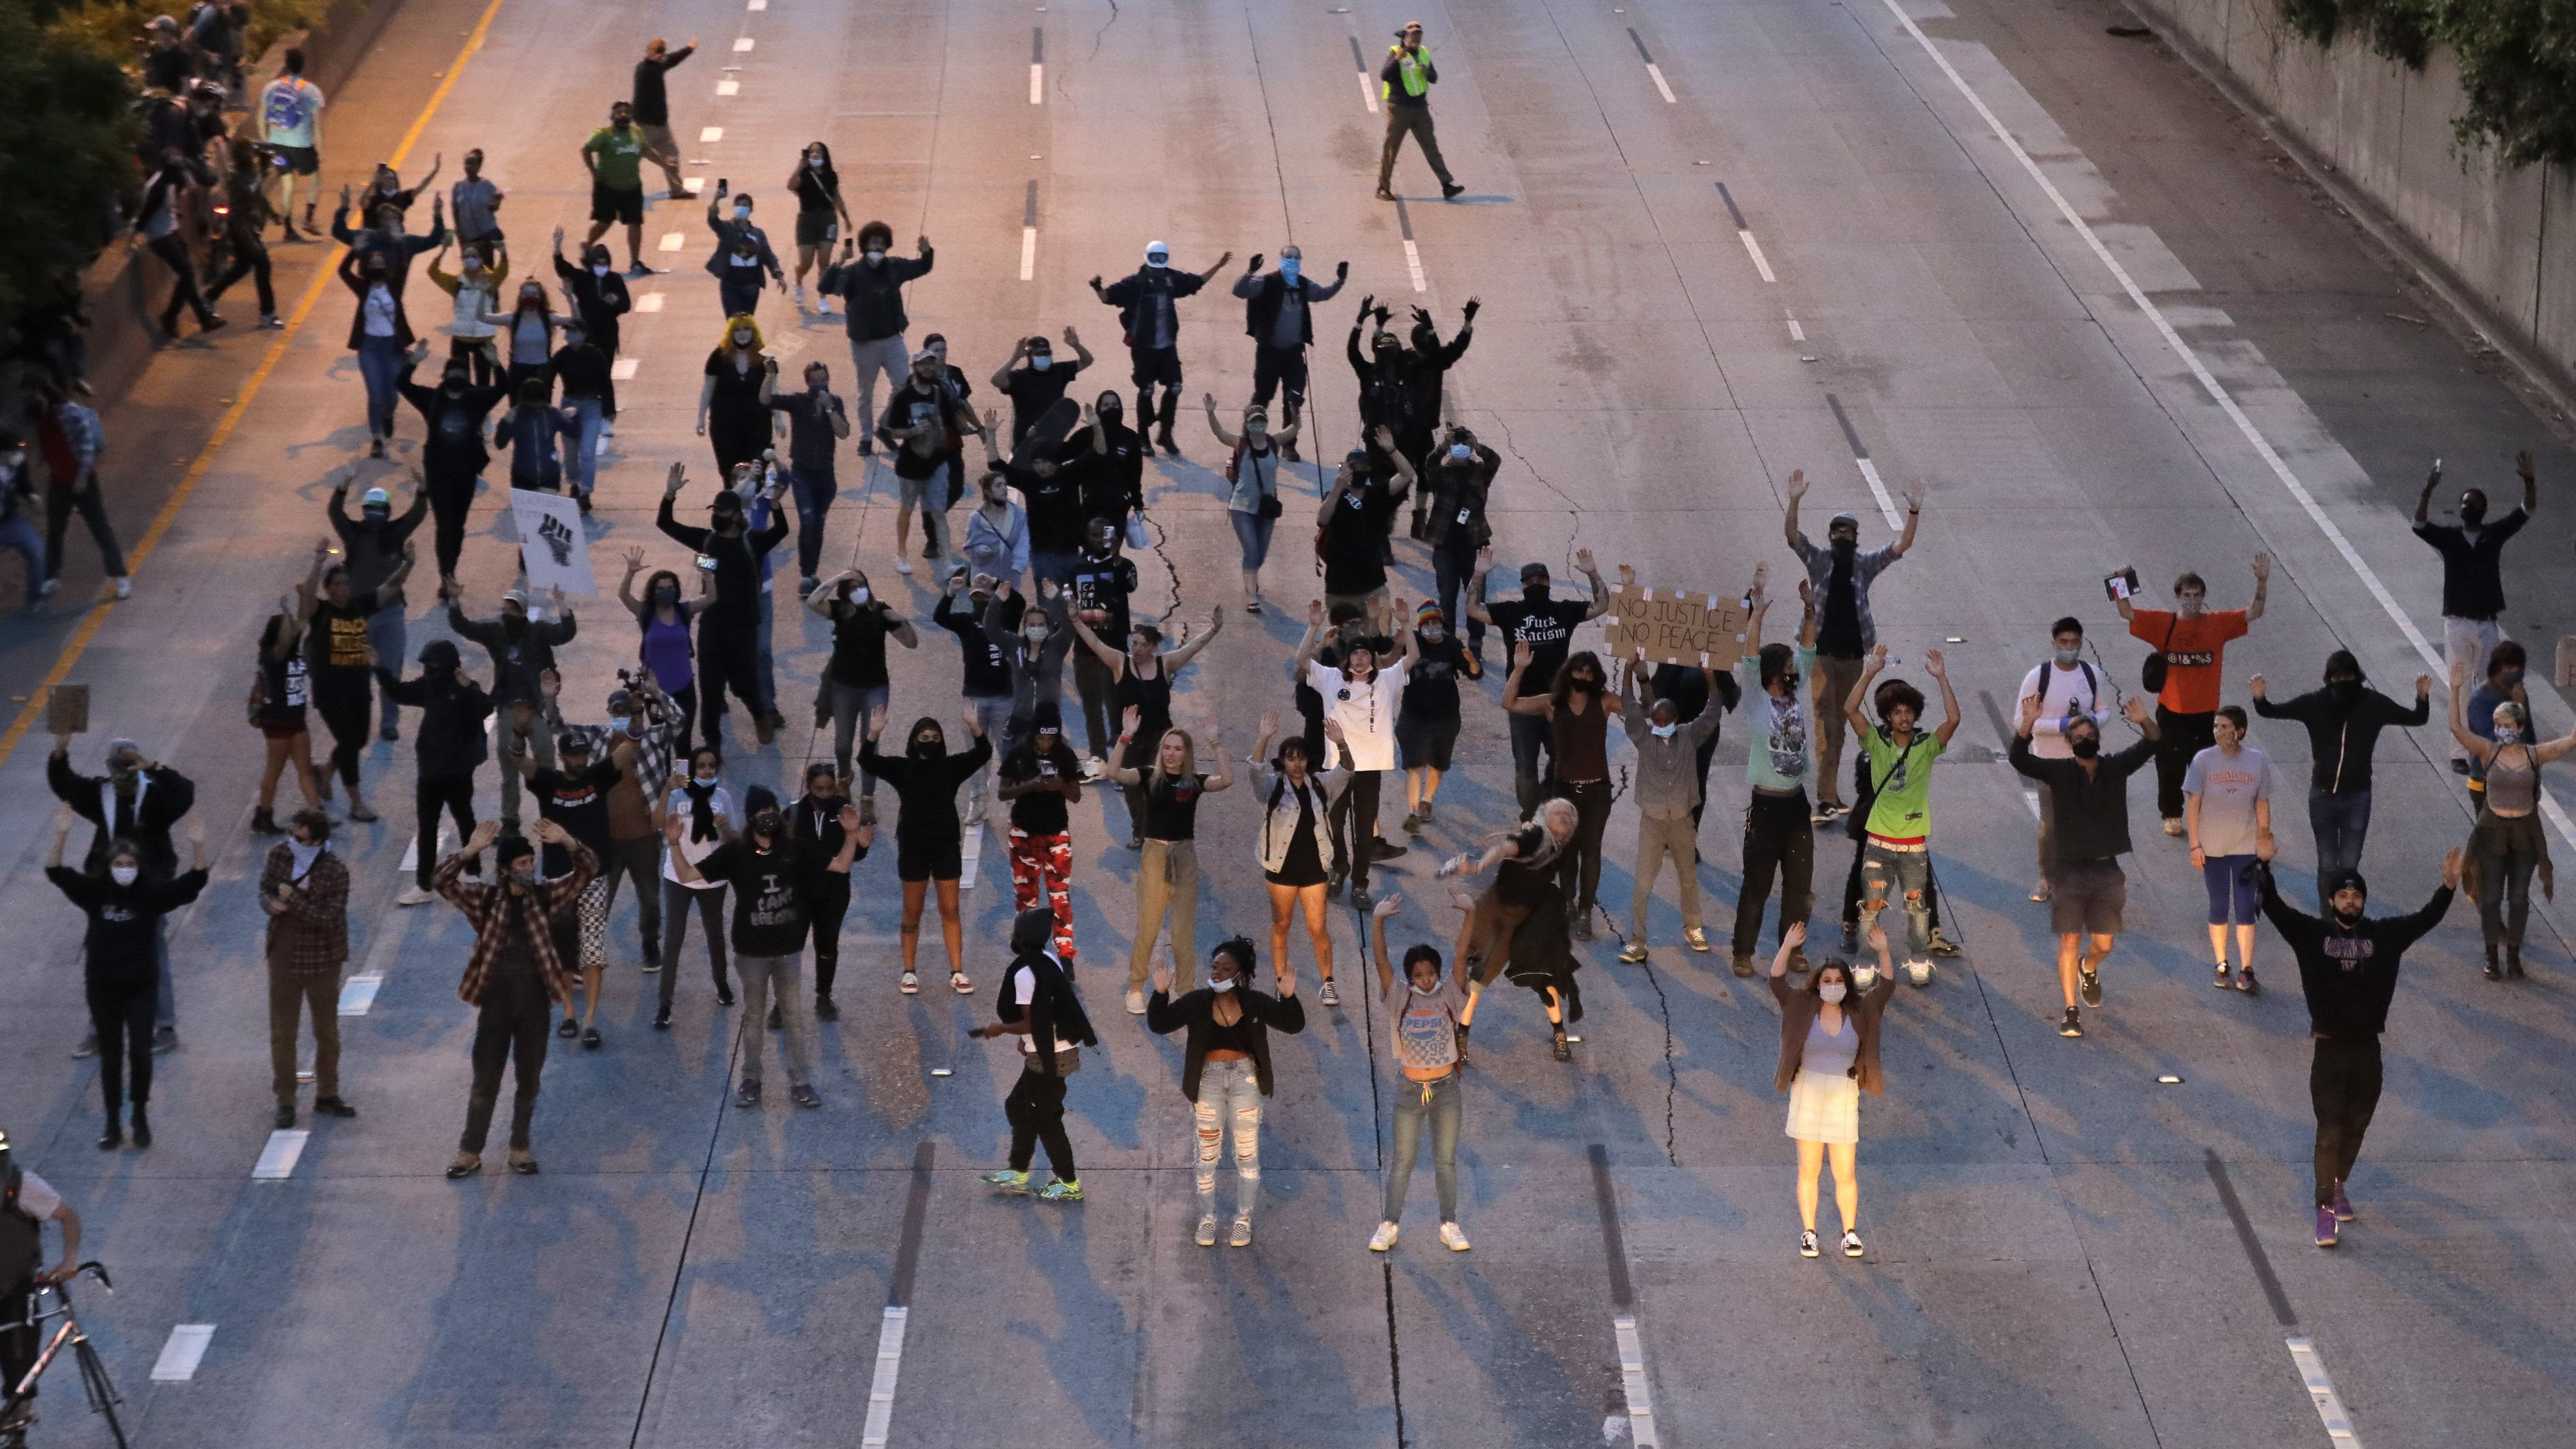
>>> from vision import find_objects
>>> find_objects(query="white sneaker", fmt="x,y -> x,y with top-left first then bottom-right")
1368,1221 -> 1400,1252
894,558 -> 913,575
965,795 -> 987,827
396,886 -> 434,906
1125,987 -> 1146,1015
37,578 -> 60,597
1841,1228 -> 1865,1257
793,282 -> 807,307
1905,958 -> 1934,988
112,576 -> 132,600
1439,1222 -> 1471,1251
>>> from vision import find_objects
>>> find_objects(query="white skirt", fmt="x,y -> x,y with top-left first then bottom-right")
1785,1068 -> 1860,1145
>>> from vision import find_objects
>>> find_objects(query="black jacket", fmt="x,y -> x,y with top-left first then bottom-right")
329,487 -> 429,596
552,252 -> 634,338
445,607 -> 575,708
2256,864 -> 2451,1038
49,754 -> 196,879
2253,684 -> 2430,795
399,368 -> 508,482
48,867 -> 209,988
552,339 -> 616,407
1147,986 -> 1307,1100
375,663 -> 494,778
656,496 -> 788,633
818,250 -> 932,343
2009,732 -> 2158,865
998,948 -> 1096,1076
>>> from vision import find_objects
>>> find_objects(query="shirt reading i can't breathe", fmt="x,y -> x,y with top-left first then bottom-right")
694,838 -> 815,956
2128,608 -> 2248,716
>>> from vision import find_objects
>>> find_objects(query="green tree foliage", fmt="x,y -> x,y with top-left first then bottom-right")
0,0 -> 140,356
2278,0 -> 2576,168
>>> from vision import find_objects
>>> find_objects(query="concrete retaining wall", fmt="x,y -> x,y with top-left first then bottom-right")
2128,0 -> 2576,401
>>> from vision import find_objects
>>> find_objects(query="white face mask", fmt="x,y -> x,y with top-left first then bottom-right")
864,249 -> 886,263
848,586 -> 870,604
1650,721 -> 1680,739
806,156 -> 824,168
1818,982 -> 1847,1004
2054,647 -> 2083,666
1208,975 -> 1237,993
110,865 -> 140,887
693,772 -> 719,787
1409,976 -> 1441,996
2496,725 -> 2522,745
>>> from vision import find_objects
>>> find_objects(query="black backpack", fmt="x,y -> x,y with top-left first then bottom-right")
2,1166 -> 43,1286
2140,617 -> 2176,695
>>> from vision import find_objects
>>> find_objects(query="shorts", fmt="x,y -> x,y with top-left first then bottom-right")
1127,345 -> 1183,389
2201,854 -> 2258,925
896,465 -> 952,511
795,211 -> 837,249
2048,858 -> 2126,937
258,714 -> 309,741
274,145 -> 319,176
899,834 -> 964,883
589,182 -> 644,227
1396,708 -> 1458,772
638,122 -> 679,160
1265,862 -> 1329,889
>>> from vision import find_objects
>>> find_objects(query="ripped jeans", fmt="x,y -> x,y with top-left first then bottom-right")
1860,840 -> 1932,963
1193,1057 -> 1264,1219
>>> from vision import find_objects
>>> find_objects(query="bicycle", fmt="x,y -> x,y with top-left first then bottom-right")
1,1263 -> 128,1449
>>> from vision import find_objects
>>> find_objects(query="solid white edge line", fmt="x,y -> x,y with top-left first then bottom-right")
1403,239 -> 1427,293
1358,71 -> 1379,113
1879,1 -> 2555,850
2286,1337 -> 2365,1446
1644,62 -> 1676,104
1854,457 -> 1902,530
1030,63 -> 1044,104
1737,230 -> 1775,283
151,1324 -> 216,1381
1019,227 -> 1038,282
859,1305 -> 910,1448
251,1129 -> 310,1180
1613,1315 -> 1661,1448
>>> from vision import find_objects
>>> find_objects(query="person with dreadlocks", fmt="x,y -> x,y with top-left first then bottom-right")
861,706 -> 992,995
1438,796 -> 1584,1063
970,907 -> 1097,1203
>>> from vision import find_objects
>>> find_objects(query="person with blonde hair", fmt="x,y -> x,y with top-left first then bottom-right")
697,314 -> 777,477
1109,716 -> 1235,1013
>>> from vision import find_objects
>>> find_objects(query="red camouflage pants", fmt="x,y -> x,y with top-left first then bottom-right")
1009,829 -> 1076,959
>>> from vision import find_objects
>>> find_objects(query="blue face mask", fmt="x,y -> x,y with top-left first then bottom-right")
1281,258 -> 1300,283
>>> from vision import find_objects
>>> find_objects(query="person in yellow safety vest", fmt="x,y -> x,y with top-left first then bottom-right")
1377,22 -> 1464,202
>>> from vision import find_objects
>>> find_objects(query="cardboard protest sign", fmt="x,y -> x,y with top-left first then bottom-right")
1602,582 -> 1750,668
510,490 -> 597,596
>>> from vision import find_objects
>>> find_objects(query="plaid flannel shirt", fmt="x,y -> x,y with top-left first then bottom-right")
434,839 -> 597,1007
259,845 -> 350,975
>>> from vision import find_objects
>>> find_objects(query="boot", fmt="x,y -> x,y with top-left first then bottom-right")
2506,944 -> 2527,980
98,1111 -> 122,1150
1155,391 -> 1179,454
1280,404 -> 1303,462
251,806 -> 281,835
130,1103 -> 151,1149
2485,945 -> 2504,981
1134,389 -> 1153,438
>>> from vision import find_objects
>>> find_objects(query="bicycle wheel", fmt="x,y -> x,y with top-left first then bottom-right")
73,1340 -> 127,1449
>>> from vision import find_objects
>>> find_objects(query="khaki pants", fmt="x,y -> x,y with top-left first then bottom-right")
1631,810 -> 1704,940
1377,106 -> 1456,191
269,963 -> 340,1108
638,123 -> 684,190
1811,653 -> 1865,807
1130,839 -> 1200,988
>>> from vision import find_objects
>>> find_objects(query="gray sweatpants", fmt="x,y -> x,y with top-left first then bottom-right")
734,952 -> 814,1087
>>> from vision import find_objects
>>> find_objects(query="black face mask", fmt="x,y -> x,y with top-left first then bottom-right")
1830,537 -> 1858,558
2326,678 -> 2362,702
2461,499 -> 2488,526
909,734 -> 943,759
1522,582 -> 1549,604
2069,735 -> 2101,760
2499,668 -> 2526,689
500,613 -> 528,638
652,586 -> 678,606
1097,404 -> 1122,424
750,810 -> 782,839
1570,675 -> 1599,694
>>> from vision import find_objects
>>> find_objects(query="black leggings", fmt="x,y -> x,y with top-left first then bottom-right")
1005,1064 -> 1075,1180
696,631 -> 764,747
427,476 -> 475,578
148,233 -> 215,330
460,972 -> 551,1153
2310,1035 -> 2382,1207
1555,778 -> 1612,916
658,881 -> 731,1012
315,676 -> 371,788
415,774 -> 479,889
87,979 -> 155,1118
1330,770 -> 1385,889
809,881 -> 851,998
207,241 -> 274,316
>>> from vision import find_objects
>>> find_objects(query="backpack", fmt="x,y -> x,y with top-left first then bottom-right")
2032,659 -> 2101,734
2,1166 -> 43,1285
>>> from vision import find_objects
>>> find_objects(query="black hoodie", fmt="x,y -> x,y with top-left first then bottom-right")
2252,681 -> 2430,795
2255,863 -> 2452,1038
998,947 -> 1097,1076
376,649 -> 494,779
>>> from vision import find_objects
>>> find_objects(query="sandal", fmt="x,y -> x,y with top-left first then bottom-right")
951,971 -> 974,995
900,970 -> 920,994
556,1017 -> 580,1038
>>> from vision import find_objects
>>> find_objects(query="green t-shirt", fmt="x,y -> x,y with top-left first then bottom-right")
1860,726 -> 1944,842
584,125 -> 647,192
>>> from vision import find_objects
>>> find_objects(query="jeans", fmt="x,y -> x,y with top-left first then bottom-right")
366,604 -> 407,732
1005,1063 -> 1076,1180
415,774 -> 478,890
356,334 -> 406,439
792,467 -> 838,579
207,239 -> 275,316
658,880 -> 731,1010
1556,778 -> 1612,916
1248,343 -> 1308,417
2310,1035 -> 2381,1207
1507,711 -> 1554,816
148,232 -> 216,331
1433,540 -> 1483,654
1332,770 -> 1385,890
563,395 -> 604,495
45,482 -> 127,581
733,953 -> 814,1087
2308,787 -> 2371,893
2154,706 -> 2216,821
1631,810 -> 1703,940
1072,650 -> 1118,758
0,514 -> 43,605
1731,789 -> 1814,959
1860,843 -> 1932,961
1193,1057 -> 1264,1217
2443,616 -> 2500,755
719,279 -> 763,321
600,836 -> 663,955
1130,839 -> 1199,988
848,334 -> 910,432
825,679 -> 892,786
495,711 -> 556,829
1384,1070 -> 1460,1222
1229,509 -> 1276,573
1030,550 -> 1079,592
459,971 -> 550,1152
268,964 -> 339,1107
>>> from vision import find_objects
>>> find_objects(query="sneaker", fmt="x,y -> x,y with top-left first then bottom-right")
1684,927 -> 1710,953
1810,801 -> 1843,825
72,1030 -> 98,1059
258,313 -> 284,329
2452,757 -> 2471,775
1371,840 -> 1408,861
815,995 -> 840,1021
2080,969 -> 2102,1008
2237,967 -> 2261,997
2332,1182 -> 2355,1222
1552,1027 -> 1571,1061
653,1008 -> 671,1030
1349,886 -> 1372,913
446,1152 -> 483,1179
1125,987 -> 1146,1015
397,886 -> 434,906
1439,1221 -> 1471,1251
1841,1229 -> 1864,1257
716,985 -> 736,1007
1799,1229 -> 1820,1258
314,1096 -> 356,1119
790,1084 -> 821,1109
951,971 -> 974,995
2214,961 -> 2234,988
1568,913 -> 1594,942
965,796 -> 987,827
113,576 -> 132,600
901,971 -> 919,994
1618,942 -> 1649,964
347,803 -> 378,823
981,1168 -> 1031,1194
2162,817 -> 2185,837
1319,978 -> 1341,1007
1788,950 -> 1810,974
895,558 -> 913,575
2315,1205 -> 2339,1248
1231,1215 -> 1254,1248
625,263 -> 657,279
1400,810 -> 1427,834
2058,1006 -> 2085,1038
1928,927 -> 1959,958
1904,959 -> 1933,988
1037,1177 -> 1084,1203
1731,954 -> 1755,977
1368,1221 -> 1400,1252
151,1025 -> 177,1055
2030,880 -> 2052,903
1196,1213 -> 1219,1247
1376,187 -> 1396,201
793,282 -> 806,307
736,1078 -> 762,1108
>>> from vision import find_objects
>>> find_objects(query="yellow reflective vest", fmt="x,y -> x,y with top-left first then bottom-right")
1383,45 -> 1433,102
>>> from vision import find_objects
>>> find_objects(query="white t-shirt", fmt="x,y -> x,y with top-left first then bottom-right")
259,76 -> 324,148
1308,659 -> 1407,773
661,784 -> 735,888
2018,660 -> 2111,761
1009,953 -> 1079,1057
11,1167 -> 62,1220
